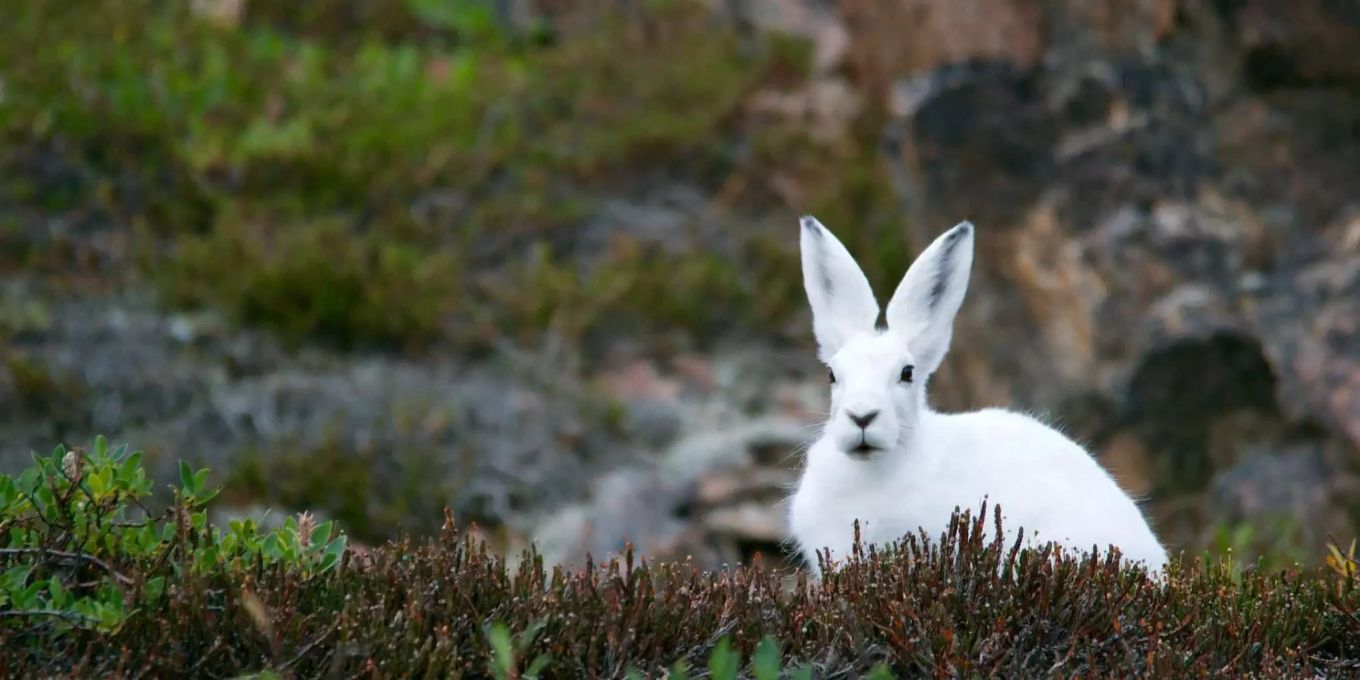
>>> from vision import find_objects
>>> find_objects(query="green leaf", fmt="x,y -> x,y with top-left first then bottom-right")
487,623 -> 515,678
708,638 -> 739,680
320,536 -> 347,572
48,575 -> 67,607
117,451 -> 143,487
87,467 -> 108,495
2,565 -> 33,590
666,660 -> 690,680
317,551 -> 340,573
752,635 -> 780,680
197,546 -> 219,571
196,486 -> 221,506
524,654 -> 551,679
143,576 -> 165,603
515,619 -> 546,652
312,521 -> 334,549
98,605 -> 126,632
19,467 -> 39,495
179,460 -> 194,494
0,474 -> 17,507
262,534 -> 283,561
866,663 -> 896,680
94,434 -> 108,459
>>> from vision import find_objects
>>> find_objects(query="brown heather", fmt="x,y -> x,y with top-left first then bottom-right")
7,504 -> 1360,678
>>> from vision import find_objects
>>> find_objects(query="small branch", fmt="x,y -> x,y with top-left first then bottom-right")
0,609 -> 99,624
0,548 -> 133,585
278,621 -> 340,672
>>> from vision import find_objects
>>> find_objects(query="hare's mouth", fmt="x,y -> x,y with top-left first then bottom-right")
848,442 -> 880,458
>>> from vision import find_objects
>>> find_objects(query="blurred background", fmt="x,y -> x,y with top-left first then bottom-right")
1,0 -> 1358,572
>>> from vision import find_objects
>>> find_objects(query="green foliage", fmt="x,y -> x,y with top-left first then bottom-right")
708,637 -> 739,680
0,349 -> 84,420
163,216 -> 460,348
405,0 -> 502,41
0,436 -> 346,640
0,0 -> 922,357
751,635 -> 782,680
486,620 -> 551,680
1208,514 -> 1311,578
694,636 -> 818,679
224,437 -> 452,542
3,0 -> 824,351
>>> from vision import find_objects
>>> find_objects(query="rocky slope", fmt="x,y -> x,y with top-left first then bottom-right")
2,0 -> 1357,570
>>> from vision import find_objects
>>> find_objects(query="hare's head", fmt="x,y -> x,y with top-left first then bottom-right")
800,216 -> 973,458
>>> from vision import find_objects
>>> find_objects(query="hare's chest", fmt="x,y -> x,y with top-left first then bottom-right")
789,462 -> 950,566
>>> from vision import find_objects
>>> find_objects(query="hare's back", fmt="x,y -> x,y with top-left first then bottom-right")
932,409 -> 1140,516
937,409 -> 1165,566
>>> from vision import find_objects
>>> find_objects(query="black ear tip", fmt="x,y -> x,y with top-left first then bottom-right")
800,215 -> 823,234
955,220 -> 974,234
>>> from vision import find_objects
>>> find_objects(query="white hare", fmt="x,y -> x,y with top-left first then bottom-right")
788,216 -> 1168,575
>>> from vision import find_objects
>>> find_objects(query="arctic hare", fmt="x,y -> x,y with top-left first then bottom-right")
788,216 -> 1167,575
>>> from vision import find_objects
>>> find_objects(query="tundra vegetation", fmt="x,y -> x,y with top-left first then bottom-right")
3,439 -> 1359,677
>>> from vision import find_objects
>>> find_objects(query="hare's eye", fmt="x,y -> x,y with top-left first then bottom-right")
899,365 -> 914,383
828,369 -> 837,384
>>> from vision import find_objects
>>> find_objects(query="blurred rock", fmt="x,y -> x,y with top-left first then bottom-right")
0,285 -> 638,539
190,0 -> 245,27
748,77 -> 863,143
1228,0 -> 1360,88
708,0 -> 849,73
843,0 -> 1045,101
871,0 -> 1360,525
595,358 -> 683,402
1205,436 -> 1359,553
531,412 -> 808,570
1210,445 -> 1332,521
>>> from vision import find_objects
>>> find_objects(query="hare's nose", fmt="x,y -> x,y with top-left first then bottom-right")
848,410 -> 880,429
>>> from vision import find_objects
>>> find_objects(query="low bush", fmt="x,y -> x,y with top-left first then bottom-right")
4,438 -> 1359,678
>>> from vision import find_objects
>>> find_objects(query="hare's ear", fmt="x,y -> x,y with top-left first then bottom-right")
885,221 -> 974,375
800,216 -> 879,361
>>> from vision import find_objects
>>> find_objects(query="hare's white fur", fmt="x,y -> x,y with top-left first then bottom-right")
788,216 -> 1167,575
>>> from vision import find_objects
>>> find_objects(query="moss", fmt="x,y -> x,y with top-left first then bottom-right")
225,444 -> 376,538
0,295 -> 51,340
162,214 -> 460,350
224,437 -> 454,543
1207,515 -> 1312,575
1,350 -> 84,425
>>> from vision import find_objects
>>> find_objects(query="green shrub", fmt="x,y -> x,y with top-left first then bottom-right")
0,437 -> 345,640
5,436 -> 1360,677
1,1 -> 924,356
2,0 -> 815,351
